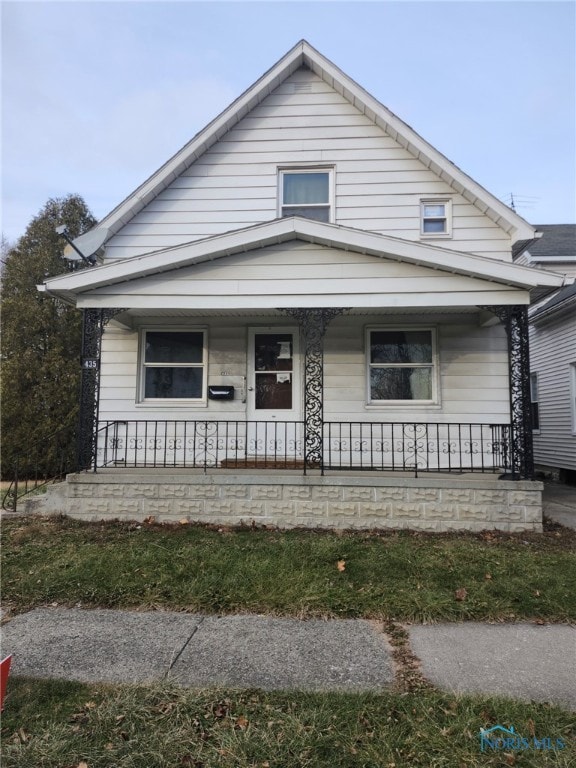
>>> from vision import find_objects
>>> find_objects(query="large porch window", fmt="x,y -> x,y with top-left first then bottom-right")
367,328 -> 436,403
140,329 -> 207,401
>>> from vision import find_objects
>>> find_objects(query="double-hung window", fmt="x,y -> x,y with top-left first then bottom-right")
420,199 -> 452,237
570,363 -> 576,435
368,328 -> 436,403
530,373 -> 540,431
140,329 -> 206,402
279,168 -> 332,222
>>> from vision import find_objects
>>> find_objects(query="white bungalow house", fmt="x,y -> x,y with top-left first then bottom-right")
40,41 -> 570,531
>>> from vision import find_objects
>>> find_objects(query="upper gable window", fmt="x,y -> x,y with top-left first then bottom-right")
280,169 -> 332,222
420,199 -> 452,238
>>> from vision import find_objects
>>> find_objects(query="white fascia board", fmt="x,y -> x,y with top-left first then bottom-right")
43,219 -> 565,302
85,40 -> 533,247
76,289 -> 530,311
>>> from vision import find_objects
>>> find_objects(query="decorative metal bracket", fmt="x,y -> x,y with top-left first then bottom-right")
77,309 -> 127,471
480,305 -> 534,479
280,308 -> 348,471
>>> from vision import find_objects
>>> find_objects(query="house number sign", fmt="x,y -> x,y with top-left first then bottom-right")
82,359 -> 99,369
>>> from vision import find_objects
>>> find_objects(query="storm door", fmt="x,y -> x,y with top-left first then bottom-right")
246,328 -> 302,462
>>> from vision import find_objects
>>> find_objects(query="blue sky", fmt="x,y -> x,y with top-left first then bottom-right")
2,0 -> 575,243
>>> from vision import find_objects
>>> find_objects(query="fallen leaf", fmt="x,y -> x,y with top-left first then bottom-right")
337,560 -> 346,572
484,573 -> 492,580
235,715 -> 249,729
77,763 -> 89,768
528,718 -> 536,737
143,516 -> 156,525
179,518 -> 189,525
504,753 -> 516,765
454,587 -> 467,601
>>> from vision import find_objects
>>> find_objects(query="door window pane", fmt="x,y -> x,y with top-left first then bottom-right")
255,334 -> 293,372
255,373 -> 293,409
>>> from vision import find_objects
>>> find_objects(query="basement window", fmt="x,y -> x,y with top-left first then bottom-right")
279,169 -> 332,222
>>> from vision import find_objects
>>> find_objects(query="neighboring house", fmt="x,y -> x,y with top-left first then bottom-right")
40,41 -> 569,531
516,225 -> 576,481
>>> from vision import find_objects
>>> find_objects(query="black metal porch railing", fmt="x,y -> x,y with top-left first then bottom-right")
1,425 -> 78,512
324,422 -> 511,477
95,420 -> 512,476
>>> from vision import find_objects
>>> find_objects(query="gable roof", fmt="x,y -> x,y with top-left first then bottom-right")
81,40 -> 535,251
529,224 -> 576,260
531,281 -> 576,322
43,217 -> 565,307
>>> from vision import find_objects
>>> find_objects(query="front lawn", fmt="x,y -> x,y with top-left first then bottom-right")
2,678 -> 575,768
2,515 -> 575,622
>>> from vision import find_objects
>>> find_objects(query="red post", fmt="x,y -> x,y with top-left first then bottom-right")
0,655 -> 12,711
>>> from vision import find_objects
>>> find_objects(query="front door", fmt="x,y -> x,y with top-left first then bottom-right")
246,327 -> 302,462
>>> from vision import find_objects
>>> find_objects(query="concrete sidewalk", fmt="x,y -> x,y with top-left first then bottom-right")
543,482 -> 576,530
1,608 -> 574,710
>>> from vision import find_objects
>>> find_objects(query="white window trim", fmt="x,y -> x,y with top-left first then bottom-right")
365,326 -> 439,407
530,371 -> 540,433
420,198 -> 452,239
137,326 -> 208,406
278,166 -> 335,223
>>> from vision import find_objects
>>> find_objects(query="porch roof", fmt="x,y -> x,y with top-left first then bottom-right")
42,218 -> 568,311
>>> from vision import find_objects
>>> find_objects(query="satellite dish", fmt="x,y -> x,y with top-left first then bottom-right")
71,228 -> 110,259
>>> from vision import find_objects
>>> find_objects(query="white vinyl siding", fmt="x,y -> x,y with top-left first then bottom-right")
104,69 -> 511,262
530,314 -> 576,471
98,313 -> 510,426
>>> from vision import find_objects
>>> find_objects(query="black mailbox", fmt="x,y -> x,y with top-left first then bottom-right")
208,385 -> 235,400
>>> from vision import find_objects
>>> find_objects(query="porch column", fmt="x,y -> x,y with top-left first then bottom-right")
77,308 -> 126,471
281,308 -> 347,471
483,305 -> 534,480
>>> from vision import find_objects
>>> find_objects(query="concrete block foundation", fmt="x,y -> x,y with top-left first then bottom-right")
35,471 -> 543,532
